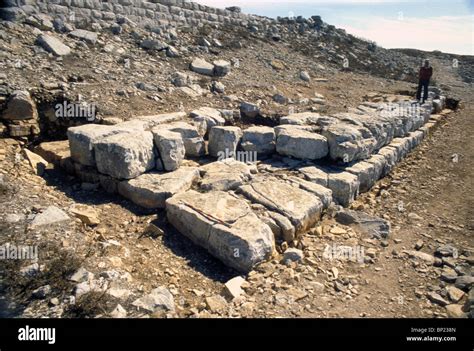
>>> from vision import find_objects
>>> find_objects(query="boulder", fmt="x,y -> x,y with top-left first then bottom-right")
69,29 -> 98,44
190,107 -> 225,137
240,102 -> 260,119
327,171 -> 359,207
335,208 -> 390,239
213,60 -> 231,76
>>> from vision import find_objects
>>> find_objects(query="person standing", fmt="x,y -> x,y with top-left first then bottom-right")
416,59 -> 433,103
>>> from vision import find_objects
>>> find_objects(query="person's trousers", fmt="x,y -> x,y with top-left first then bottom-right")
416,79 -> 429,103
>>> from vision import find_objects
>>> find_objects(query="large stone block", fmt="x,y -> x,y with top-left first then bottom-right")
2,90 -> 38,121
155,122 -> 205,157
152,129 -> 185,171
67,124 -> 130,166
118,167 -> 199,208
276,129 -> 328,160
36,34 -> 71,56
343,161 -> 377,193
208,126 -> 242,158
190,107 -> 225,137
166,190 -> 275,272
199,159 -> 253,191
239,177 -> 323,234
327,171 -> 359,207
241,126 -> 275,155
94,131 -> 155,179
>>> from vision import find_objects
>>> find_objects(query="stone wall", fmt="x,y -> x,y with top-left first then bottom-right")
1,0 -> 274,29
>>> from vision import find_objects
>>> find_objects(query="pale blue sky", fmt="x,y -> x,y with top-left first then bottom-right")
197,0 -> 474,55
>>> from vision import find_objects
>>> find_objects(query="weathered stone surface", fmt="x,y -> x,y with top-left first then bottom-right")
240,102 -> 260,119
36,34 -> 71,56
23,149 -> 48,176
276,128 -> 328,160
118,167 -> 199,209
343,161 -> 377,193
199,159 -> 252,191
190,58 -> 214,76
30,206 -> 70,228
376,146 -> 398,175
69,29 -> 98,44
34,140 -> 70,165
280,112 -> 320,125
335,208 -> 390,239
287,176 -> 333,208
67,124 -> 130,166
239,177 -> 323,234
321,123 -> 374,163
190,107 -> 225,137
2,90 -> 37,121
69,204 -> 100,226
298,165 -> 328,187
241,126 -> 275,155
166,190 -> 275,272
213,59 -> 231,76
208,126 -> 242,158
131,287 -> 175,313
327,171 -> 359,207
365,154 -> 386,179
152,129 -> 185,171
135,111 -> 186,129
94,131 -> 155,179
155,122 -> 205,157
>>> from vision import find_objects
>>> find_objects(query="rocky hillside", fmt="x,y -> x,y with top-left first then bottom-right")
0,0 -> 472,320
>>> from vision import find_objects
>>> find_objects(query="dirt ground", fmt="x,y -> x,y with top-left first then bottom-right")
0,30 -> 472,318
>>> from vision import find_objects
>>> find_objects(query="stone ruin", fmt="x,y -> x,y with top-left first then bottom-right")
29,91 -> 448,273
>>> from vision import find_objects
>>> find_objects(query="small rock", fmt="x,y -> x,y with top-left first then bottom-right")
414,240 -> 424,250
132,287 -> 175,313
427,292 -> 449,306
283,248 -> 304,263
70,205 -> 100,226
205,295 -> 227,312
447,286 -> 465,303
30,206 -> 70,228
300,71 -> 310,81
224,276 -> 245,299
32,285 -> 51,299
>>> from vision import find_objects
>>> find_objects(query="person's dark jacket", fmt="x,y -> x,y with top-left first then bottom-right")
419,66 -> 433,81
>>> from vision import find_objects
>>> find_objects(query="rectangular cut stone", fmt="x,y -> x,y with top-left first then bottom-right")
118,167 -> 199,208
166,190 -> 275,272
327,171 -> 360,207
366,154 -> 387,179
238,177 -> 323,234
343,161 -> 377,193
94,131 -> 155,179
67,124 -> 131,166
276,129 -> 328,160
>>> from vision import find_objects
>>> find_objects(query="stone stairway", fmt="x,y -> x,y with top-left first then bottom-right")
35,91 -> 450,272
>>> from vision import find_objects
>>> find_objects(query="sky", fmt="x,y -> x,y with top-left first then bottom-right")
196,0 -> 474,55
